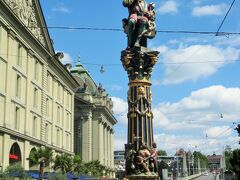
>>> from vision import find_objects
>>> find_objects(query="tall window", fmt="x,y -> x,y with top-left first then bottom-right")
47,73 -> 50,92
66,133 -> 69,150
69,94 -> 72,110
34,60 -> 38,81
69,116 -> 72,132
66,112 -> 69,129
67,93 -> 70,108
57,129 -> 60,146
45,123 -> 48,142
32,116 -> 37,137
15,106 -> 20,130
46,98 -> 49,116
17,44 -> 22,66
33,87 -> 38,108
57,106 -> 60,124
16,74 -> 21,98
57,83 -> 60,100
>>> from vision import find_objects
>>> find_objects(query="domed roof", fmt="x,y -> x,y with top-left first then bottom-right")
70,57 -> 97,95
70,57 -> 87,74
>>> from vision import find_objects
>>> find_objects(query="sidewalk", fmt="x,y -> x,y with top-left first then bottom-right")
179,173 -> 202,180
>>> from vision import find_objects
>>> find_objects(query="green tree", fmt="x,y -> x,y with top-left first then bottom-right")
158,150 -> 167,156
53,154 -> 73,174
193,151 -> 208,170
3,163 -> 28,178
84,160 -> 106,177
72,155 -> 86,175
28,147 -> 53,167
230,149 -> 240,177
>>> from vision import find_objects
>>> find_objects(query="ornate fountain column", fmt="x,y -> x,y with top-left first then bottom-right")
121,47 -> 159,179
121,47 -> 159,150
121,0 -> 160,178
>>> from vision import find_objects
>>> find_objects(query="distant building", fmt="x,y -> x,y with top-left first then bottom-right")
114,151 -> 125,180
0,0 -> 78,171
71,58 -> 117,177
207,153 -> 222,171
186,151 -> 194,175
114,151 -> 125,168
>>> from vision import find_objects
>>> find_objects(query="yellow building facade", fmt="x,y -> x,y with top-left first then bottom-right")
71,59 -> 117,177
0,0 -> 78,171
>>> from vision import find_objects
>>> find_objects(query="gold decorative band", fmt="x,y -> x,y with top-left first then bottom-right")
129,79 -> 151,87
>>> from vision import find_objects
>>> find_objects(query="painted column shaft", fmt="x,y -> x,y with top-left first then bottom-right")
121,47 -> 159,151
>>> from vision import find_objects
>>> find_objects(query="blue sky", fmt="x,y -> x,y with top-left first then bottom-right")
40,0 -> 240,155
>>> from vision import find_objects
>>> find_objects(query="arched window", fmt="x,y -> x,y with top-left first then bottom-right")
9,143 -> 22,165
29,148 -> 37,169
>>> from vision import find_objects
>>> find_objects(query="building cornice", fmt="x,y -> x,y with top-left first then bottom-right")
96,105 -> 118,125
75,95 -> 117,125
75,95 -> 94,106
48,56 -> 79,91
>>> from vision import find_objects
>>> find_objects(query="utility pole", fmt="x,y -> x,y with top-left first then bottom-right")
176,156 -> 179,180
188,156 -> 191,176
222,148 -> 226,180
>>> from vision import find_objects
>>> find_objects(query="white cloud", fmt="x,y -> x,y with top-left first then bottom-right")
157,0 -> 178,14
215,36 -> 240,47
114,136 -> 126,150
112,97 -> 128,115
153,108 -> 170,127
52,3 -> 71,13
113,86 -> 240,153
153,132 -> 239,155
113,86 -> 240,130
57,51 -> 73,65
154,45 -> 169,54
160,45 -> 240,85
192,3 -> 228,16
112,97 -> 128,125
153,86 -> 240,131
154,133 -> 202,154
205,126 -> 232,138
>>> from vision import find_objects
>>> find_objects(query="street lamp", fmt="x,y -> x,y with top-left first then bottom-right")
100,65 -> 105,74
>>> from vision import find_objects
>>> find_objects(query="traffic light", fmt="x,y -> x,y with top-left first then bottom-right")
235,124 -> 240,136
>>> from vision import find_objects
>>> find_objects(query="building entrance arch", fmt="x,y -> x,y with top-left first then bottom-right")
9,142 -> 22,165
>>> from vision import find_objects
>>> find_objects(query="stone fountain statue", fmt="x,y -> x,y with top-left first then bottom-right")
121,0 -> 160,179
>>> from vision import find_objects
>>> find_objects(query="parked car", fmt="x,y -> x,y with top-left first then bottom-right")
203,172 -> 208,176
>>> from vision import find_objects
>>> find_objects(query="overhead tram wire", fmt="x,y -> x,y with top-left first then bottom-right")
4,25 -> 240,35
211,138 -> 240,152
2,52 -> 240,66
216,0 -> 236,36
82,60 -> 240,66
207,122 -> 239,140
46,27 -> 240,36
196,122 -> 239,151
